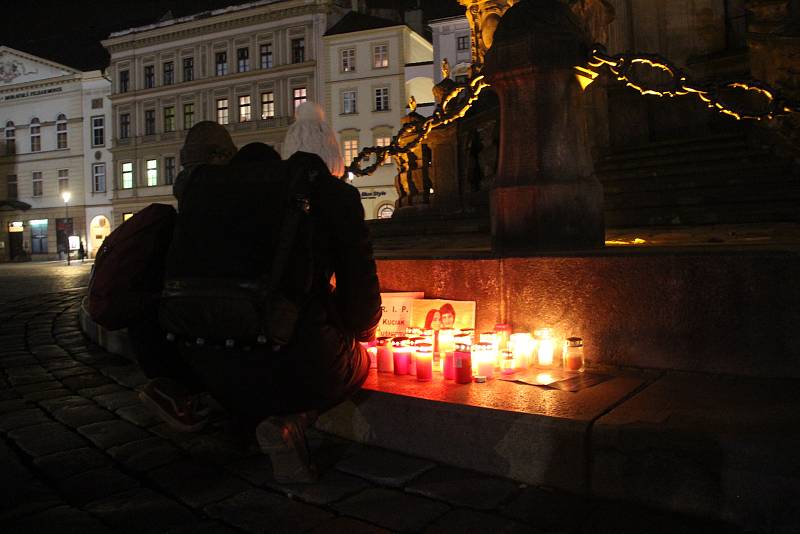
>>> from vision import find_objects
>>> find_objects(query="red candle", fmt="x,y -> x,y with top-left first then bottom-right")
454,342 -> 473,384
409,337 -> 426,376
392,337 -> 412,375
415,343 -> 433,381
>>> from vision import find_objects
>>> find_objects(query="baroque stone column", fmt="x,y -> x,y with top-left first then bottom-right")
482,0 -> 605,251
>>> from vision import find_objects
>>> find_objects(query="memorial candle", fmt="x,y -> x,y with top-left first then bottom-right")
409,337 -> 426,376
376,337 -> 393,373
454,342 -> 473,384
500,349 -> 516,374
459,328 -> 475,343
473,342 -> 496,379
392,337 -> 412,375
415,343 -> 433,381
494,324 -> 512,350
535,328 -> 555,368
509,332 -> 534,369
445,333 -> 470,380
563,337 -> 585,372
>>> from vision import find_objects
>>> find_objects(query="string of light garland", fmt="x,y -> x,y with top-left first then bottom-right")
346,75 -> 490,177
346,45 -> 799,179
582,45 -> 800,122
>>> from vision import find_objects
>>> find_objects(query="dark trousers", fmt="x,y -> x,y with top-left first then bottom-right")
130,317 -> 369,424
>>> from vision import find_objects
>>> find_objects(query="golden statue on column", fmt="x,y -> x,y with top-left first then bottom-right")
458,0 -> 519,74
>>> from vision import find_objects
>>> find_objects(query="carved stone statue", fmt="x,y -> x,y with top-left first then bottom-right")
441,58 -> 451,80
458,0 -> 520,73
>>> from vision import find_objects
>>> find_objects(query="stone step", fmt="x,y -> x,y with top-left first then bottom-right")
596,155 -> 791,182
316,368 -> 800,532
600,164 -> 795,194
603,181 -> 800,210
596,143 -> 763,173
597,133 -> 748,162
605,198 -> 800,226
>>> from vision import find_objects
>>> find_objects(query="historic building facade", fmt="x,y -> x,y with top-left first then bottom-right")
429,15 -> 472,84
323,11 -> 433,219
0,46 -> 113,261
101,0 -> 351,225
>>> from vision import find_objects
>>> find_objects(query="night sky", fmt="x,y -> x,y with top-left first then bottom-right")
2,0 -> 463,72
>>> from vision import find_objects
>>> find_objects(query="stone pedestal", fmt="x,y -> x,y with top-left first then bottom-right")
483,0 -> 605,251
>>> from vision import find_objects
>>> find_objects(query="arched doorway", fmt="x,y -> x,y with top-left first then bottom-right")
89,215 -> 110,258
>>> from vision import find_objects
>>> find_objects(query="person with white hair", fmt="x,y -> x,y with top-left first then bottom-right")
282,102 -> 346,178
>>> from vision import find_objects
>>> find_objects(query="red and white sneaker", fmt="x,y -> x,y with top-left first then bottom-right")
256,413 -> 318,484
138,378 -> 209,433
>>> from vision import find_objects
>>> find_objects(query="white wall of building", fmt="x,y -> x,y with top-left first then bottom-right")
429,16 -> 472,84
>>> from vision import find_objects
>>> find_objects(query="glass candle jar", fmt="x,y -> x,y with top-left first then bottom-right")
415,343 -> 433,381
500,349 -> 516,374
563,337 -> 585,372
509,332 -> 534,369
454,342 -> 473,384
376,336 -> 393,373
494,323 -> 512,350
473,341 -> 496,379
534,328 -> 556,368
391,336 -> 412,375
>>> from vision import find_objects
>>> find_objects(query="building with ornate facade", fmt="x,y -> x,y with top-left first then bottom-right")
323,11 -> 433,219
0,47 -> 113,261
101,0 -> 352,225
429,15 -> 472,85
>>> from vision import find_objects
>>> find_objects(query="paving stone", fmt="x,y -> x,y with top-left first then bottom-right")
181,431 -> 250,465
165,521 -> 241,534
93,390 -> 144,411
78,419 -> 151,449
0,398 -> 30,414
336,446 -> 436,487
86,487 -> 199,533
41,358 -> 84,371
501,486 -> 595,533
62,373 -> 113,391
15,380 -> 64,395
8,422 -> 87,457
406,466 -> 522,511
226,455 -> 274,486
22,387 -> 75,402
307,517 -> 392,534
34,447 -> 112,480
38,394 -> 93,413
149,422 -> 198,445
116,403 -> 162,427
578,500 -> 737,534
6,504 -> 114,534
0,355 -> 38,368
109,437 -> 184,472
423,508 -> 532,534
205,488 -> 334,534
265,468 -> 372,506
54,404 -> 117,427
0,408 -> 51,431
99,364 -> 148,388
333,488 -> 450,533
8,371 -> 53,386
148,459 -> 252,508
79,383 -> 127,398
50,365 -> 97,379
0,478 -> 62,521
56,466 -> 140,506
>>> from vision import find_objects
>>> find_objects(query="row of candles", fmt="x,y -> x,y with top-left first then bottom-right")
363,325 -> 585,384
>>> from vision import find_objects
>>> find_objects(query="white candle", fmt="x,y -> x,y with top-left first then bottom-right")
473,342 -> 496,379
376,337 -> 393,373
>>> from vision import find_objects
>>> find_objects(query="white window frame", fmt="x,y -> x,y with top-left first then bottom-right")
32,171 -> 43,197
375,136 -> 392,164
121,162 -> 134,189
374,87 -> 389,112
341,48 -> 356,72
261,92 -> 275,119
215,51 -> 228,76
146,159 -> 158,186
30,118 -> 41,152
373,44 -> 388,69
56,114 -> 68,149
163,106 -> 176,132
183,103 -> 194,130
342,90 -> 357,114
260,43 -> 273,69
239,95 -> 252,122
57,169 -> 69,194
91,116 -> 105,147
237,47 -> 250,73
92,163 -> 106,193
292,87 -> 307,111
343,138 -> 359,167
216,98 -> 229,125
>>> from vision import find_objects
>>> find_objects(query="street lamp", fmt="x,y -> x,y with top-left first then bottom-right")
62,191 -> 71,266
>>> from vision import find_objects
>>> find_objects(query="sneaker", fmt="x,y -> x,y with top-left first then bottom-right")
139,378 -> 208,433
256,414 -> 318,484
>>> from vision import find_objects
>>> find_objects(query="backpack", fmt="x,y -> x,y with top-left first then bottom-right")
157,157 -> 316,348
87,203 -> 177,330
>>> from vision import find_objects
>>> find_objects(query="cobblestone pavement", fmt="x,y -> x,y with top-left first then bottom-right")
0,281 -> 743,532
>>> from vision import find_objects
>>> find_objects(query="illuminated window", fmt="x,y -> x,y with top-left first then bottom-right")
291,38 -> 305,64
215,51 -> 228,76
121,162 -> 134,189
183,103 -> 194,129
375,136 -> 392,164
374,87 -> 389,111
30,118 -> 40,152
343,139 -> 359,166
293,87 -> 307,110
146,159 -> 158,186
32,171 -> 43,197
92,163 -> 106,193
260,43 -> 273,69
373,44 -> 388,68
58,169 -> 69,194
377,203 -> 395,219
7,174 -> 17,199
216,98 -> 229,125
237,47 -> 250,72
56,114 -> 67,149
91,116 -> 104,147
239,95 -> 251,122
144,65 -> 155,88
342,90 -> 357,114
261,92 -> 275,119
163,106 -> 175,132
163,61 -> 174,85
5,121 -> 15,155
341,48 -> 355,72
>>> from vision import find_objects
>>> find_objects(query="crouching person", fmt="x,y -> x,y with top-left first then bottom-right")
148,103 -> 381,483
